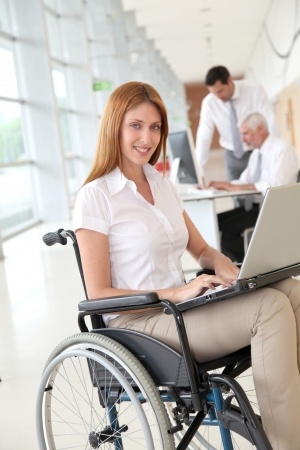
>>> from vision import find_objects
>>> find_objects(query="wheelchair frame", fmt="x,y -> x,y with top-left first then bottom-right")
36,228 -> 273,450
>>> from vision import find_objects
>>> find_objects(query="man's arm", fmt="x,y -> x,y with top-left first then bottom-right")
209,149 -> 258,191
195,99 -> 215,178
209,180 -> 256,191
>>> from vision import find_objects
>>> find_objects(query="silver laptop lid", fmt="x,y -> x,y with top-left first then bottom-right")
239,183 -> 300,280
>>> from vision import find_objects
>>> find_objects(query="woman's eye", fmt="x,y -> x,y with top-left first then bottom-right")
152,124 -> 161,131
130,123 -> 140,129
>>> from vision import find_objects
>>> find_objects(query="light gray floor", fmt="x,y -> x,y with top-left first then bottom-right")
0,149 -> 230,449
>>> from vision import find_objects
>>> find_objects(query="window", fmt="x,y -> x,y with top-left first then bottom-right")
0,100 -> 25,163
44,9 -> 63,60
0,46 -> 19,98
52,68 -> 67,108
0,0 -> 13,34
51,64 -> 81,202
0,41 -> 37,237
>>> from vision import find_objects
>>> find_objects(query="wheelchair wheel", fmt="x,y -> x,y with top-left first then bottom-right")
36,332 -> 175,450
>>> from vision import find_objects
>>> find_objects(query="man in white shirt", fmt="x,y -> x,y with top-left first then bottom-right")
195,66 -> 280,182
209,112 -> 299,263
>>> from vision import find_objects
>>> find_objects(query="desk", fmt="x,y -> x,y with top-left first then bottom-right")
180,188 -> 260,250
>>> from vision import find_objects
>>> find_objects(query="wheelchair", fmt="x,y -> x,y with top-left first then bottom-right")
36,228 -> 272,450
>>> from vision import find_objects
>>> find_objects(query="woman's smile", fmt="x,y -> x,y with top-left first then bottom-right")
133,145 -> 152,154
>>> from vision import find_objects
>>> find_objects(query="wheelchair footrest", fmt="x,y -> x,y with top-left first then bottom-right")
217,403 -> 272,449
217,406 -> 254,443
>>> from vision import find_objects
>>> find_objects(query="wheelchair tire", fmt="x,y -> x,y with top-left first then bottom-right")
36,332 -> 175,450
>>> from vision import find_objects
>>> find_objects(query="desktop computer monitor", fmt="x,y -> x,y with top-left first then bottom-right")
168,128 -> 202,185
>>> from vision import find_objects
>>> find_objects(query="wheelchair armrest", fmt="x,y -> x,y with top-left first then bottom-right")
78,292 -> 160,313
196,268 -> 215,277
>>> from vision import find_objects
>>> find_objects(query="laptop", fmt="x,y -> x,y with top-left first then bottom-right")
177,182 -> 300,312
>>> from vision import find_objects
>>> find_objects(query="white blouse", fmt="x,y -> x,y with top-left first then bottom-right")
73,164 -> 189,321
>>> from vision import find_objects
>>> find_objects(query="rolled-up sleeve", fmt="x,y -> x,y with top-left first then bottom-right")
73,186 -> 110,235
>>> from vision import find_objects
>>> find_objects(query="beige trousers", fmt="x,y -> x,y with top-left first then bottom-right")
109,278 -> 300,450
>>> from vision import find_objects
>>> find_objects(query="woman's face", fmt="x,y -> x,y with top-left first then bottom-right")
120,102 -> 162,170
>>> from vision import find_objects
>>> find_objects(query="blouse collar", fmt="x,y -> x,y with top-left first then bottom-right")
104,164 -> 162,196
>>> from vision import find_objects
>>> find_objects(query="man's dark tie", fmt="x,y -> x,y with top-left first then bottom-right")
228,100 -> 244,159
252,151 -> 262,182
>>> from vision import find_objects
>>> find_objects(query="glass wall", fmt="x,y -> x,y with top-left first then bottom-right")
0,35 -> 38,237
44,2 -> 88,203
0,0 -> 187,244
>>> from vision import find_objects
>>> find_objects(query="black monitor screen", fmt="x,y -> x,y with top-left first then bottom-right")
168,129 -> 201,185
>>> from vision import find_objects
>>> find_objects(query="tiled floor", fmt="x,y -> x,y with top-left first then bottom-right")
0,149 -> 230,449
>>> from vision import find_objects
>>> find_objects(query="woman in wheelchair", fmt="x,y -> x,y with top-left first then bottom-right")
73,81 -> 300,450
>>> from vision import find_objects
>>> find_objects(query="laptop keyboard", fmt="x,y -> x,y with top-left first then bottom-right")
205,284 -> 229,295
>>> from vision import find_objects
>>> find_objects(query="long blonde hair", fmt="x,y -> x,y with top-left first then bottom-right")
83,81 -> 169,185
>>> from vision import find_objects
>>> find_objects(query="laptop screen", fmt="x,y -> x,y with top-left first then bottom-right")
239,183 -> 300,280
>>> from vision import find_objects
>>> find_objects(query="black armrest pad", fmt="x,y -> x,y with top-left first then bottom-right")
196,269 -> 215,277
196,263 -> 241,278
78,292 -> 160,312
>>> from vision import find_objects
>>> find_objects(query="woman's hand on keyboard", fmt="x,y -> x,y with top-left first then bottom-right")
214,254 -> 240,283
171,273 -> 232,304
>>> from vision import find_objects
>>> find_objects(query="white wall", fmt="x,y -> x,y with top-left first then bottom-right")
246,0 -> 300,99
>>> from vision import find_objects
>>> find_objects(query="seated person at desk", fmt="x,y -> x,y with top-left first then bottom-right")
74,82 -> 300,450
210,112 -> 299,263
